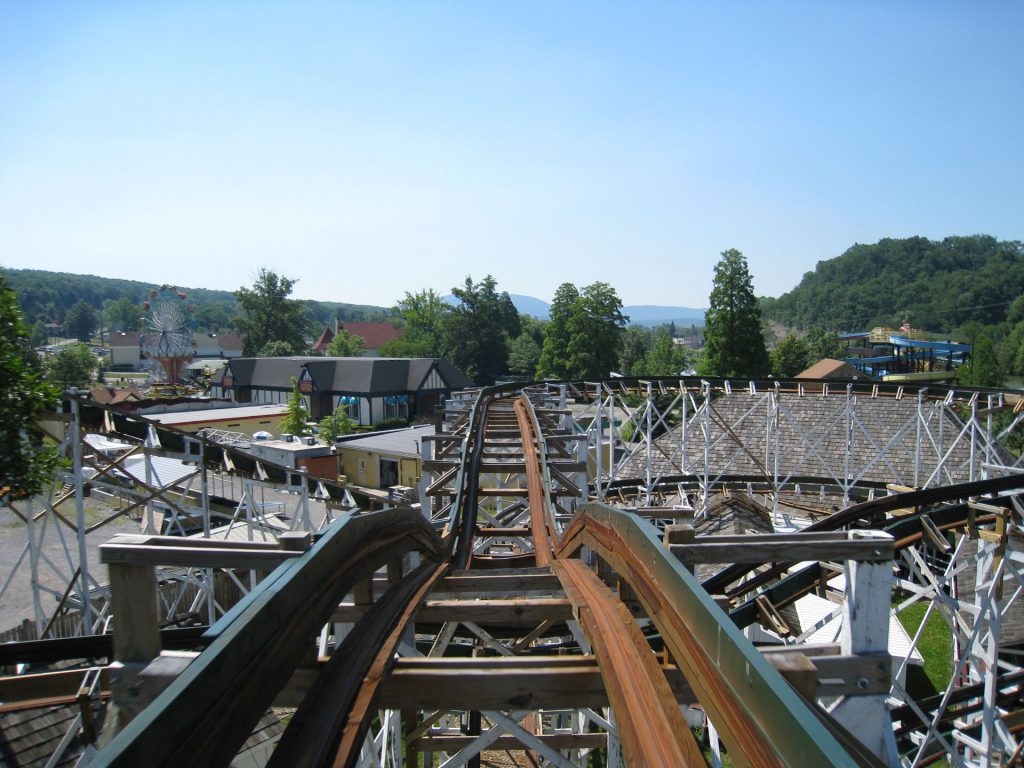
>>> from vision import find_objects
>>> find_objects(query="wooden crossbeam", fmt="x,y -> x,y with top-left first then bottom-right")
669,531 -> 894,564
331,597 -> 572,625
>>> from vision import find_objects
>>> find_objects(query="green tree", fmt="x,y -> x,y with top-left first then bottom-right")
962,333 -> 1003,387
565,282 -> 628,380
327,330 -> 366,357
193,301 -> 234,333
771,333 -> 812,378
619,327 -> 652,376
508,332 -> 541,379
538,282 -> 627,380
441,275 -> 520,384
259,340 -> 300,357
282,378 -> 311,435
805,327 -> 844,362
30,320 -> 48,348
0,276 -> 60,499
700,249 -> 770,377
761,235 -> 1024,332
319,404 -> 355,442
106,297 -> 141,332
537,283 -> 580,379
635,327 -> 687,376
382,289 -> 449,358
64,300 -> 97,341
45,343 -> 97,391
235,269 -> 311,356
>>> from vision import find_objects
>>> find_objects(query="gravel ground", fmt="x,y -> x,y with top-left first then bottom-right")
0,496 -> 138,633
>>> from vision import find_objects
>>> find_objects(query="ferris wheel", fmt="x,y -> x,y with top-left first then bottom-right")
141,285 -> 196,384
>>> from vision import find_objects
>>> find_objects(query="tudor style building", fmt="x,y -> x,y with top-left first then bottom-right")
211,357 -> 471,426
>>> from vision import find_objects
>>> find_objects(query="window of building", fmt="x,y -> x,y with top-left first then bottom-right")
338,396 -> 360,422
383,395 -> 409,420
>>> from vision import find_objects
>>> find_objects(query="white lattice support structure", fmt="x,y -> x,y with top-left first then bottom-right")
1,397 -> 350,639
827,531 -> 900,765
581,379 -> 1024,514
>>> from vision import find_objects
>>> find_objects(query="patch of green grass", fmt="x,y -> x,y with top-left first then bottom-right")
897,601 -> 953,693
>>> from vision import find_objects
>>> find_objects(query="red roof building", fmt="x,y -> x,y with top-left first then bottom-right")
312,321 -> 404,356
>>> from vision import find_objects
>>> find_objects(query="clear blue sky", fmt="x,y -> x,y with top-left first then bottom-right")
1,2 -> 1021,309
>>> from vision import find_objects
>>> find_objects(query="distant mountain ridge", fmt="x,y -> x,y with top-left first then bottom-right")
444,293 -> 706,327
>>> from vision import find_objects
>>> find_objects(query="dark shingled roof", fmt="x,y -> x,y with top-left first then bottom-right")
226,357 -> 309,389
0,702 -> 284,766
620,391 -> 989,487
225,357 -> 471,395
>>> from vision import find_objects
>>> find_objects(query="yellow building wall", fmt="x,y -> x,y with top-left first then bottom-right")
341,449 -> 380,488
339,449 -> 422,490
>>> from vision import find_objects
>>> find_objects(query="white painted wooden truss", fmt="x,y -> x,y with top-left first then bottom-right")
575,380 -> 1019,515
0,399 -> 341,640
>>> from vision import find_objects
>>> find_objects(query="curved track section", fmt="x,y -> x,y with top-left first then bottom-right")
92,508 -> 446,768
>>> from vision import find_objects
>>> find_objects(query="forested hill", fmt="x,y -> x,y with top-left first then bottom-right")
0,268 -> 390,328
760,235 -> 1024,333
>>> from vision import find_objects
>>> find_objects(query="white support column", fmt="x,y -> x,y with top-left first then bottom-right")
70,397 -> 94,631
195,438 -> 216,626
645,381 -> 654,499
843,384 -> 853,507
970,510 -> 1009,765
985,394 -> 995,480
420,436 -> 433,519
915,389 -> 924,488
829,530 -> 899,766
702,380 -> 711,509
142,425 -> 162,535
26,497 -> 45,632
680,381 -> 688,477
969,398 -> 978,483
771,386 -> 780,519
606,390 -> 617,490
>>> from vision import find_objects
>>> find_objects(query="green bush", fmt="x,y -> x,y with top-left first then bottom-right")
373,417 -> 410,431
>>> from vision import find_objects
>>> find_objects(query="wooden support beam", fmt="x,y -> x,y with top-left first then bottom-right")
437,573 -> 562,595
0,668 -> 112,712
101,543 -> 302,569
376,656 -> 627,710
331,597 -> 572,625
411,733 -> 609,751
669,531 -> 894,564
109,564 -> 161,664
477,527 -> 532,537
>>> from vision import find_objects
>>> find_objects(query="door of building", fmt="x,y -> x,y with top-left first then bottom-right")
379,458 -> 399,489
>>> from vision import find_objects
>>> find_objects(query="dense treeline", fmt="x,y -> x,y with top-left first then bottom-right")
760,236 -> 1024,333
0,268 -> 389,333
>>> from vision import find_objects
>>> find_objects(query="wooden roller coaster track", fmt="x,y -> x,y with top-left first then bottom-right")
4,379 -> 1024,766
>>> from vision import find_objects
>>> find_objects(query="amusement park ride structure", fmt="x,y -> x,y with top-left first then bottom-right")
140,285 -> 196,385
2,376 -> 1024,766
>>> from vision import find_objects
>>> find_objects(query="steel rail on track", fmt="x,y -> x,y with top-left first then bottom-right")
513,396 -> 554,566
266,561 -> 448,768
554,558 -> 704,765
558,502 -> 863,767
